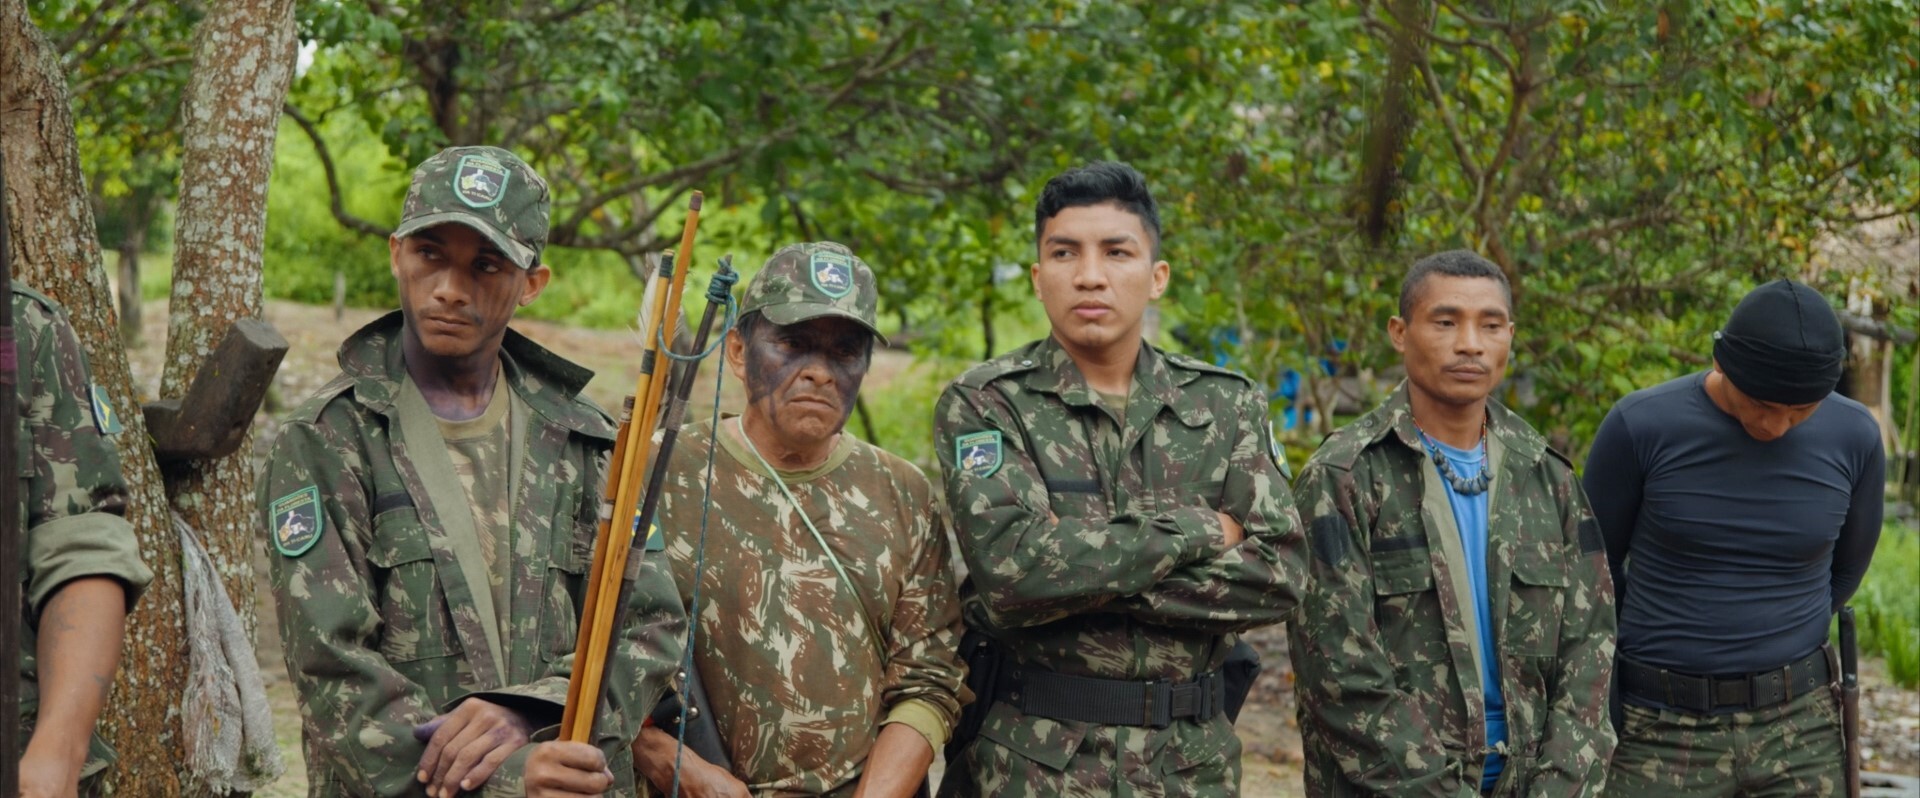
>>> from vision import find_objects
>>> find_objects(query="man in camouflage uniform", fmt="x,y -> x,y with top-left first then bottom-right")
631,242 -> 963,797
935,161 -> 1306,796
10,281 -> 153,797
260,146 -> 684,798
1286,250 -> 1615,797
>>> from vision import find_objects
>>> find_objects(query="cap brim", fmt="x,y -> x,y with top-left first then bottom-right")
395,212 -> 539,269
759,302 -> 888,346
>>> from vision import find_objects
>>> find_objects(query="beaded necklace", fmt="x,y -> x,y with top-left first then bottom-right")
1410,413 -> 1492,496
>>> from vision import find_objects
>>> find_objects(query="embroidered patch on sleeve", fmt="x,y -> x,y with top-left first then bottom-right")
955,430 -> 1003,479
644,522 -> 666,552
89,383 -> 123,435
270,486 -> 324,557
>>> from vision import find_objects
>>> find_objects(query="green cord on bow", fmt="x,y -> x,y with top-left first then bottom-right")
669,260 -> 739,796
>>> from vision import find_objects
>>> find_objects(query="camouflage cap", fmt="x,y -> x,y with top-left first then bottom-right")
739,241 -> 885,343
394,146 -> 550,269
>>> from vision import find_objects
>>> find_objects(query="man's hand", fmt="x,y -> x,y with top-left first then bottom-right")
666,759 -> 751,798
524,742 -> 615,798
634,726 -> 749,798
16,748 -> 81,798
414,697 -> 535,797
1217,511 -> 1246,548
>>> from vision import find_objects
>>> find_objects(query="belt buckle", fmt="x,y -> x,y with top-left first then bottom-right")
1193,672 -> 1219,722
1752,669 -> 1787,709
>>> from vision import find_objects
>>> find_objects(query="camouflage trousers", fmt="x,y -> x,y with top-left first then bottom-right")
939,717 -> 1242,798
1608,687 -> 1845,797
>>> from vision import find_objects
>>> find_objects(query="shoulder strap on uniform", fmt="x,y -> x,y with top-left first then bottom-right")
287,374 -> 357,425
952,344 -> 1044,390
1162,350 -> 1256,387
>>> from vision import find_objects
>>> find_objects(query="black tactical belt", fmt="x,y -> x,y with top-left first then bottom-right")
1620,646 -> 1831,714
992,662 -> 1227,728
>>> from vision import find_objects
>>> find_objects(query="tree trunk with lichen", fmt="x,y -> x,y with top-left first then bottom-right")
161,0 -> 297,646
4,0 -> 297,793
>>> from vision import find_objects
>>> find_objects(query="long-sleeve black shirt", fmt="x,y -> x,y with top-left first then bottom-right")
1582,371 -> 1884,682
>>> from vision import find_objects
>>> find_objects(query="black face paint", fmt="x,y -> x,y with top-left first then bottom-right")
740,316 -> 873,433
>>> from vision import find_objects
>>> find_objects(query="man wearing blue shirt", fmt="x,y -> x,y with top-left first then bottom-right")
1288,250 -> 1616,796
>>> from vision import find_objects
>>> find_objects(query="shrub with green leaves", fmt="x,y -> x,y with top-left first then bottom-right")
1847,520 -> 1919,688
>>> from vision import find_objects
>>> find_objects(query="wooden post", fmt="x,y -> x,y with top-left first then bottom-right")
142,317 -> 288,463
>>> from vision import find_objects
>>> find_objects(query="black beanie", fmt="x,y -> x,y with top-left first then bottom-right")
1712,279 -> 1845,405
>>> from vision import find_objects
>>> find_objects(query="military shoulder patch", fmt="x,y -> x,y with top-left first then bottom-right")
809,250 -> 854,299
954,430 -> 1003,479
643,521 -> 665,552
270,486 -> 324,557
89,383 -> 123,435
1267,419 -> 1292,480
453,154 -> 510,209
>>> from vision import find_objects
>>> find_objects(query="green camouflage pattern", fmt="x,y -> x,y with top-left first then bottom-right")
1286,383 -> 1616,797
1609,688 -> 1844,796
738,242 -> 884,342
260,311 -> 685,797
651,418 -> 963,795
436,378 -> 514,626
933,336 -> 1306,796
394,146 -> 551,269
9,281 -> 154,781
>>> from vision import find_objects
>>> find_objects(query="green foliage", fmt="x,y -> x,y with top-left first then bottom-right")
34,1 -> 196,247
850,359 -> 973,469
1848,521 -> 1920,687
263,112 -> 405,307
49,0 -> 1916,464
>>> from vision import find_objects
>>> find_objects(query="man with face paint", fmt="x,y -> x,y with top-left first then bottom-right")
1586,279 -> 1884,796
632,242 -> 963,797
1285,250 -> 1616,797
933,161 -> 1307,797
260,146 -> 685,798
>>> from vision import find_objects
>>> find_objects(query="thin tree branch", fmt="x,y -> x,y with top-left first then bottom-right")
553,136 -> 794,241
1414,47 -> 1483,185
555,28 -> 928,240
1818,201 -> 1920,225
55,0 -> 116,55
282,102 -> 392,238
64,0 -> 157,71
531,0 -> 599,26
69,53 -> 192,96
1545,207 -> 1676,251
1433,0 -> 1510,32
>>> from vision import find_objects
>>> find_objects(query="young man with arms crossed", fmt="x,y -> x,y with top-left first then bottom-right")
935,161 -> 1305,796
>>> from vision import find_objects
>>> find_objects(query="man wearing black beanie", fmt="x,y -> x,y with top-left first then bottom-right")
1583,279 -> 1885,796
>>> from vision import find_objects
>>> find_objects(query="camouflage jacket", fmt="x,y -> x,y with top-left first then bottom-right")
651,418 -> 963,796
1287,384 -> 1616,797
933,337 -> 1305,794
10,282 -> 153,779
260,312 -> 685,797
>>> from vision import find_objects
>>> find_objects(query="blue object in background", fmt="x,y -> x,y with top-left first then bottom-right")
1209,329 -> 1347,430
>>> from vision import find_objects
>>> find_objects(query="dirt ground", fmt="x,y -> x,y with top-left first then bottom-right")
120,297 -> 1914,796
